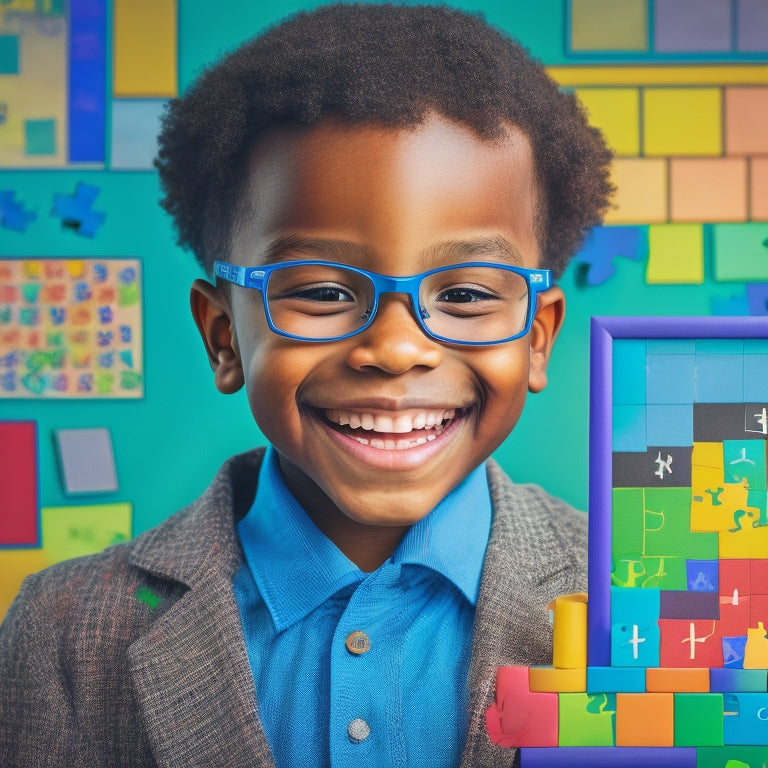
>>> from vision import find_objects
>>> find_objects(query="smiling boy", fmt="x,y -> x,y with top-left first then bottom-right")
0,4 -> 612,767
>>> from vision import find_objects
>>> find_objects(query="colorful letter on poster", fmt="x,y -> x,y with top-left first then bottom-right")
0,258 -> 143,398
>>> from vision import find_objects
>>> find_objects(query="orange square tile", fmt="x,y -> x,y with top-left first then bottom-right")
751,157 -> 768,221
605,158 -> 668,223
616,693 -> 674,746
725,87 -> 768,155
670,158 -> 748,222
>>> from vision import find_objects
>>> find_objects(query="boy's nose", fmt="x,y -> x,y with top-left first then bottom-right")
346,294 -> 443,374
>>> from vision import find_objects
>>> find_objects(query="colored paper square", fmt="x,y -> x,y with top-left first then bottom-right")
40,502 -> 131,565
687,560 -> 719,592
24,119 -> 56,156
719,517 -> 768,558
646,403 -> 693,447
613,404 -> 647,452
0,34 -> 19,74
612,489 -> 646,556
737,0 -> 768,51
604,158 -> 668,224
644,486 -> 718,559
722,692 -> 768,744
750,594 -> 768,627
574,88 -> 640,156
570,0 -> 648,51
670,158 -> 748,223
558,693 -> 616,746
750,559 -> 768,592
55,427 -> 118,494
646,354 -> 695,404
113,0 -> 178,97
111,99 -> 166,170
659,619 -> 723,667
750,157 -> 768,221
646,224 -> 704,285
674,693 -> 724,746
613,446 -> 692,489
0,548 -> 48,621
660,590 -> 719,620
725,87 -> 768,155
744,352 -> 768,400
612,339 -> 646,405
694,355 -> 745,403
643,88 -> 722,157
719,559 -> 752,596
615,693 -> 674,746
654,0 -> 732,52
0,421 -> 38,546
723,440 -> 766,488
712,224 -> 768,281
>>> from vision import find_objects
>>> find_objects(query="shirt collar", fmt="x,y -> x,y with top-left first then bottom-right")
238,446 -> 491,632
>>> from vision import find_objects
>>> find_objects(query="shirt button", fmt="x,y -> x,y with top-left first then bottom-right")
345,630 -> 371,655
348,718 -> 371,744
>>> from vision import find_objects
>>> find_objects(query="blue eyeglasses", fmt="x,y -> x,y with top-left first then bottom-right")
214,259 -> 552,346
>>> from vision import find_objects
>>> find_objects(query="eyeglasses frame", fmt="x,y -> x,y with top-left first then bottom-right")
213,259 -> 553,346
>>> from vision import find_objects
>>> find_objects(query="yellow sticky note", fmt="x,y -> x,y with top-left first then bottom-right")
643,88 -> 722,156
605,158 -> 668,224
575,88 -> 640,156
113,0 -> 178,97
646,224 -> 704,284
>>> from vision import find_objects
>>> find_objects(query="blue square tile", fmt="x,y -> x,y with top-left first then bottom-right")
647,404 -> 693,446
744,355 -> 768,401
695,354 -> 745,402
646,354 -> 695,404
613,340 -> 646,405
613,404 -> 647,452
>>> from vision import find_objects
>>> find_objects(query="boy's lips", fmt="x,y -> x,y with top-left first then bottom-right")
316,406 -> 464,451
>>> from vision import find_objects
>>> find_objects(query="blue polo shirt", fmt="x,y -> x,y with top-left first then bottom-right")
233,446 -> 492,768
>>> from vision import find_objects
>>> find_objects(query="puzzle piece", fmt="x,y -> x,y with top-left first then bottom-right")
574,225 -> 646,286
0,190 -> 36,232
51,182 -> 105,237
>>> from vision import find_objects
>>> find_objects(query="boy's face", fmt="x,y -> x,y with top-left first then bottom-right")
192,112 -> 564,531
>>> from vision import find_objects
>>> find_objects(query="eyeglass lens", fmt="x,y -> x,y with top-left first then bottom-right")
265,263 -> 531,343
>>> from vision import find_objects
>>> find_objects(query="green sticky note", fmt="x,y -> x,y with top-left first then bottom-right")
0,35 -> 19,74
713,223 -> 768,281
24,119 -> 57,156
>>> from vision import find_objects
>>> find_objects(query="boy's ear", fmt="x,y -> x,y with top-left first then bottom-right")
190,279 -> 245,394
527,286 -> 565,394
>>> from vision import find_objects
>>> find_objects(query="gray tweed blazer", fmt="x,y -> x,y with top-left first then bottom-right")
0,448 -> 587,768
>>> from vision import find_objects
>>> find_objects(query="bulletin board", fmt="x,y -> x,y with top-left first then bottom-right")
1,0 -> 767,617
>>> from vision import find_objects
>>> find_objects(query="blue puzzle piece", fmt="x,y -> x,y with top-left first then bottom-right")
51,182 -> 105,237
574,225 -> 647,286
0,190 -> 36,232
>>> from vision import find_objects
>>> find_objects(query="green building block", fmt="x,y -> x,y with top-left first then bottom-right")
558,692 -> 616,746
696,746 -> 768,767
674,693 -> 723,747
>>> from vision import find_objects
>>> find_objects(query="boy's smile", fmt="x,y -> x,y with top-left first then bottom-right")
192,112 -> 564,568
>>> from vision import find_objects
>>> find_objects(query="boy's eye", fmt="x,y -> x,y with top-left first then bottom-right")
287,283 -> 356,303
435,286 -> 496,304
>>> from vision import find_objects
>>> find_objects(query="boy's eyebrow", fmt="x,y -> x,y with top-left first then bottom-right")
256,233 -> 524,267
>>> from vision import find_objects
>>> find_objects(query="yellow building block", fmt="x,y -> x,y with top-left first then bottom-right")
549,593 -> 588,669
113,0 -> 178,97
646,224 -> 704,284
605,158 -> 668,224
643,88 -> 722,157
575,88 -> 640,156
529,666 -> 587,693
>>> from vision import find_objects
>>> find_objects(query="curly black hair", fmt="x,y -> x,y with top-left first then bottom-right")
155,2 -> 613,279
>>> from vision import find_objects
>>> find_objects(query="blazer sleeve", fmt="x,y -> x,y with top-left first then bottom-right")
0,575 -> 98,768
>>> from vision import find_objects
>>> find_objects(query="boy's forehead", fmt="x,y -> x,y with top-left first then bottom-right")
234,112 -> 542,270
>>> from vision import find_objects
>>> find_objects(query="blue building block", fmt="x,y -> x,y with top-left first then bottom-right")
51,182 -> 105,237
519,746 -> 697,767
710,667 -> 768,693
574,225 -> 646,286
0,190 -> 36,232
587,666 -> 647,693
611,587 -> 661,668
723,692 -> 768,745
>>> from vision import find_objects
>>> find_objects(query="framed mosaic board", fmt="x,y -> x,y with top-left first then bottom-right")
487,316 -> 768,765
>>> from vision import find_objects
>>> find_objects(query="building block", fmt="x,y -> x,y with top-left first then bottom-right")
673,693 -> 724,746
709,667 -> 768,693
744,622 -> 768,668
615,693 -> 674,746
669,159 -> 748,223
50,182 -> 106,238
604,158 -> 668,224
521,746 -> 698,766
659,591 -> 719,621
659,620 -> 723,667
654,0 -> 731,53
643,88 -> 722,157
550,593 -> 588,669
587,666 -> 647,693
574,225 -> 646,286
725,86 -> 768,155
697,745 -> 768,768
751,157 -> 768,221
0,190 -> 36,232
723,692 -> 768,744
612,339 -> 647,405
569,0 -> 648,52
574,88 -> 640,156
712,223 -> 768,282
485,666 -> 558,747
529,666 -> 586,693
611,586 -> 661,667
558,692 -> 615,746
646,224 -> 704,285
646,667 -> 710,693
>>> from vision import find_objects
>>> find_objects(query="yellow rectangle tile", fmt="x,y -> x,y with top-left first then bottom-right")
644,88 -> 722,156
605,158 -> 668,224
670,158 -> 748,222
646,223 -> 704,284
575,87 -> 640,156
113,0 -> 178,97
548,65 -> 768,87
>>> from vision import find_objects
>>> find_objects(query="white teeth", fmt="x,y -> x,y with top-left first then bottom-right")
325,408 -> 457,434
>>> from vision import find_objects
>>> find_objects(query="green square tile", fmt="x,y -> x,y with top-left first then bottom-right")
558,692 -> 616,746
673,693 -> 723,747
24,119 -> 56,155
